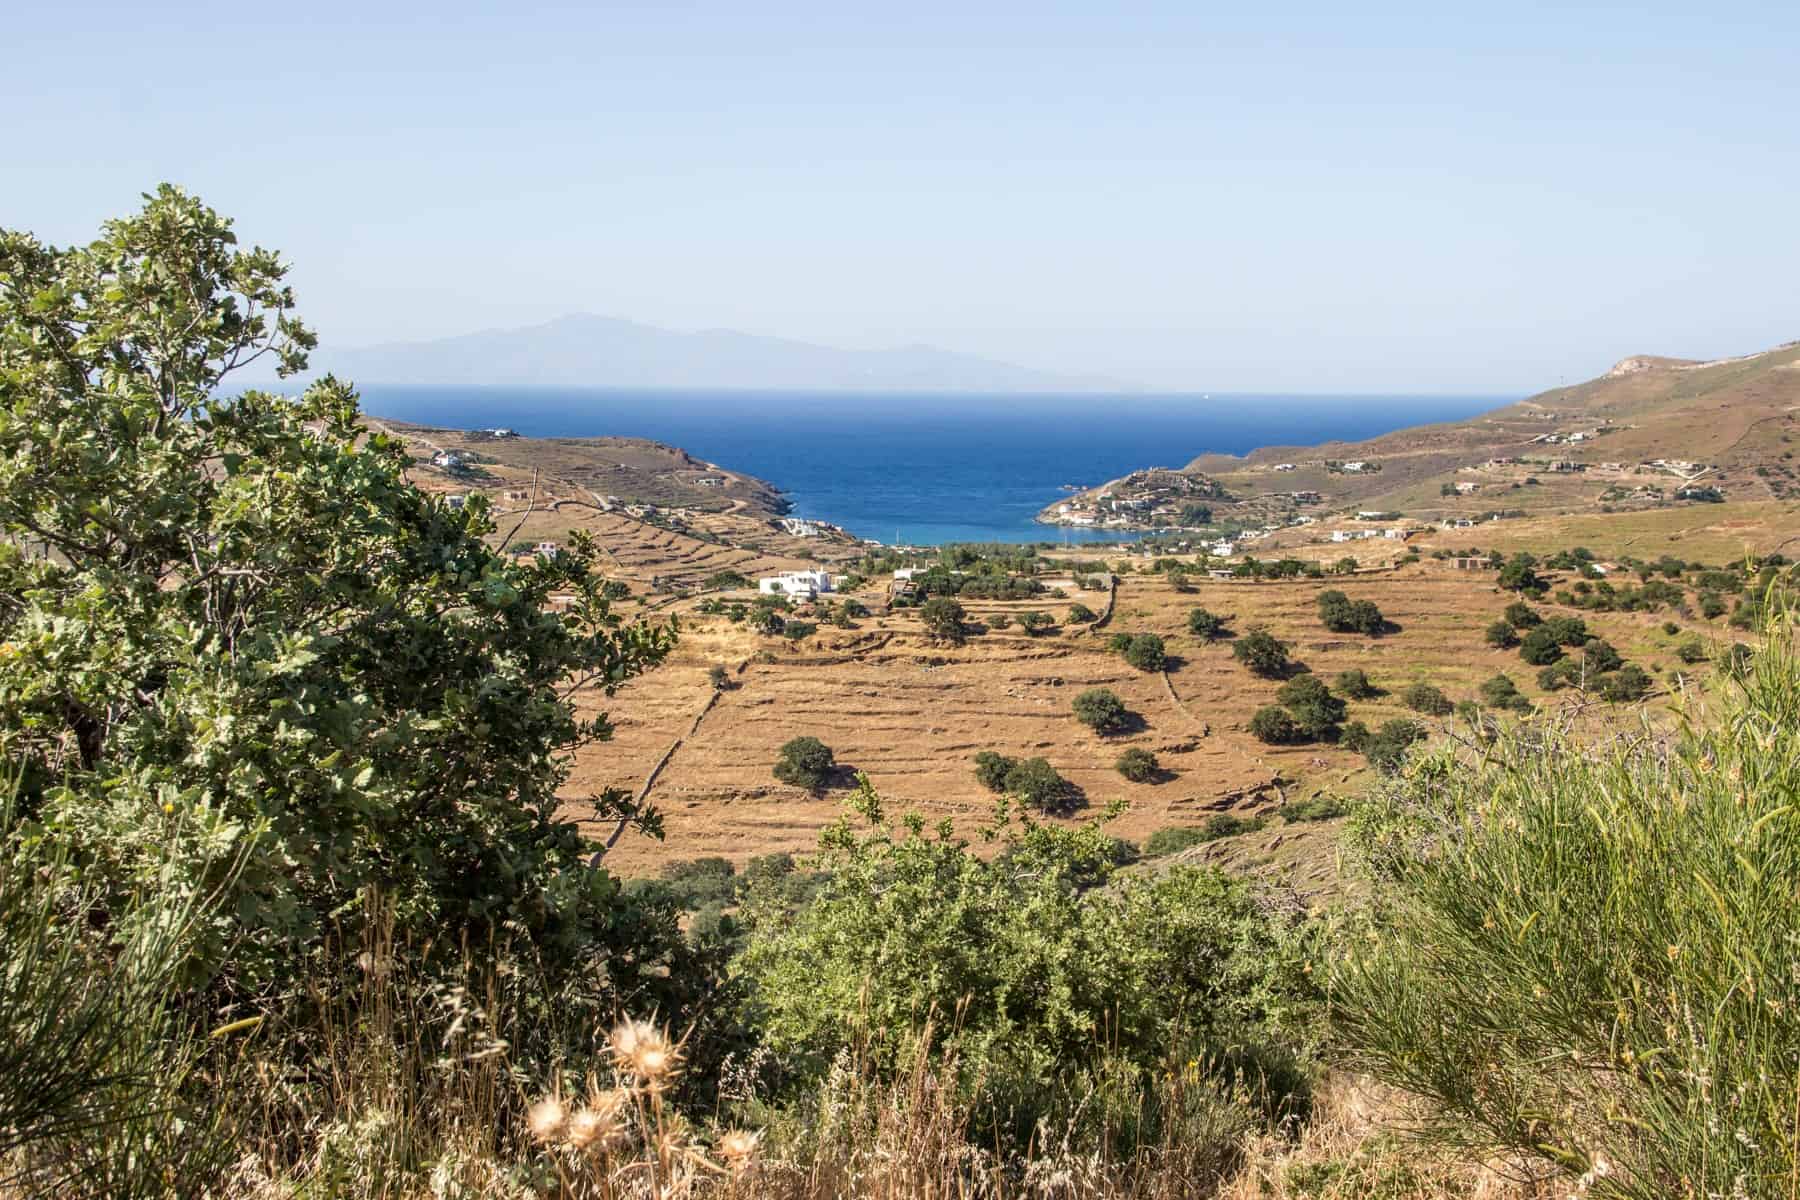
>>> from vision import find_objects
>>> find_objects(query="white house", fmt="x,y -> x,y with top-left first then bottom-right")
1342,461 -> 1369,473
1208,538 -> 1235,556
893,568 -> 920,582
759,570 -> 833,598
1330,530 -> 1351,543
431,450 -> 466,469
533,540 -> 560,556
1272,463 -> 1296,471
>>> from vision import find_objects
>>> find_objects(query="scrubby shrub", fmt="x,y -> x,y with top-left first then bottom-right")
1187,606 -> 1229,639
1003,756 -> 1074,811
1676,635 -> 1709,664
1484,620 -> 1518,649
1335,617 -> 1800,1197
1518,626 -> 1564,665
1399,683 -> 1453,716
1073,688 -> 1130,733
1598,664 -> 1651,702
920,596 -> 967,642
1067,602 -> 1097,623
1504,601 -> 1542,629
1233,627 -> 1292,677
974,750 -> 1017,792
1318,589 -> 1386,634
1477,673 -> 1532,713
1123,632 -> 1168,671
1018,610 -> 1054,635
1580,638 -> 1623,674
782,620 -> 818,641
1360,719 -> 1427,772
1116,747 -> 1161,782
1334,668 -> 1379,699
1278,795 -> 1349,823
1249,705 -> 1304,744
1275,675 -> 1347,739
774,736 -> 836,791
737,785 -> 1315,1147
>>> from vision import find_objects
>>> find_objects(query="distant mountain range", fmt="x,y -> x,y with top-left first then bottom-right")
286,314 -> 1138,393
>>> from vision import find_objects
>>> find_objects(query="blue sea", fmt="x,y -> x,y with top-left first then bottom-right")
356,387 -> 1510,545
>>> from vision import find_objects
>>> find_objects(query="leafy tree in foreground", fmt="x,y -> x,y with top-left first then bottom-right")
1334,619 -> 1800,1197
0,187 -> 684,1006
774,736 -> 836,792
1072,688 -> 1130,734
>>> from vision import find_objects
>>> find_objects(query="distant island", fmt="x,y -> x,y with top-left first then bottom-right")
284,313 -> 1140,393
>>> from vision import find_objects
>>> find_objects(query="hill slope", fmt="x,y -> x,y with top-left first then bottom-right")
299,314 -> 1135,393
1181,339 -> 1800,517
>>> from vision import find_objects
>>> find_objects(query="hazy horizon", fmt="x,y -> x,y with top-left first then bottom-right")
9,1 -> 1797,394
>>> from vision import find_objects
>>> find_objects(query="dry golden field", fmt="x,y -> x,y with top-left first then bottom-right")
576,549 -> 1719,884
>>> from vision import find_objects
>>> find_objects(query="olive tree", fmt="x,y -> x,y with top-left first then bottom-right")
0,188 -> 688,1010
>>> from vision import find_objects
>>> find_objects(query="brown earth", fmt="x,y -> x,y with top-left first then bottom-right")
574,552 -> 1723,891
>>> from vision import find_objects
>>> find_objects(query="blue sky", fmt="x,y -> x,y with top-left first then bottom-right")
9,1 -> 1797,392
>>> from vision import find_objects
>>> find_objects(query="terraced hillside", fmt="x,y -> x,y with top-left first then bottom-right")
370,418 -> 864,593
577,541 -> 1737,891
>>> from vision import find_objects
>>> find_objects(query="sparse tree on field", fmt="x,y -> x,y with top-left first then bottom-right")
1232,627 -> 1292,677
920,596 -> 967,643
774,736 -> 836,792
1073,688 -> 1130,734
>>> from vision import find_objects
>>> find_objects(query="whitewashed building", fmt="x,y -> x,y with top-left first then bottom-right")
759,570 -> 833,598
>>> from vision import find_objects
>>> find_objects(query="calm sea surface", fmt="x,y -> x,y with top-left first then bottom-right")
356,387 -> 1510,545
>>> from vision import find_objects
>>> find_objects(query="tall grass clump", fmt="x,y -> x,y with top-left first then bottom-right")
1332,613 -> 1800,1197
0,782 -> 232,1197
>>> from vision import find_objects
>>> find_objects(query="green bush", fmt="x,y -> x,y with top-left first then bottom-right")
974,750 -> 1017,792
736,785 -> 1316,1146
1275,675 -> 1347,739
1503,601 -> 1542,629
1018,610 -> 1055,635
1317,590 -> 1386,635
1073,688 -> 1130,734
1233,627 -> 1293,677
920,596 -> 967,642
1477,673 -> 1532,713
1399,683 -> 1453,716
1002,756 -> 1075,811
1359,719 -> 1426,772
1115,747 -> 1161,782
1187,606 -> 1229,639
0,189 -> 692,1024
1123,632 -> 1168,671
1334,616 -> 1800,1196
1249,705 -> 1304,744
1483,620 -> 1518,649
1518,626 -> 1564,665
1067,602 -> 1097,623
774,736 -> 836,791
1278,795 -> 1349,823
1676,635 -> 1709,664
1333,669 -> 1379,699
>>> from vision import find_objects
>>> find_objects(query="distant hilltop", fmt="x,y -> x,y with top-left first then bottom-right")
286,313 -> 1141,394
